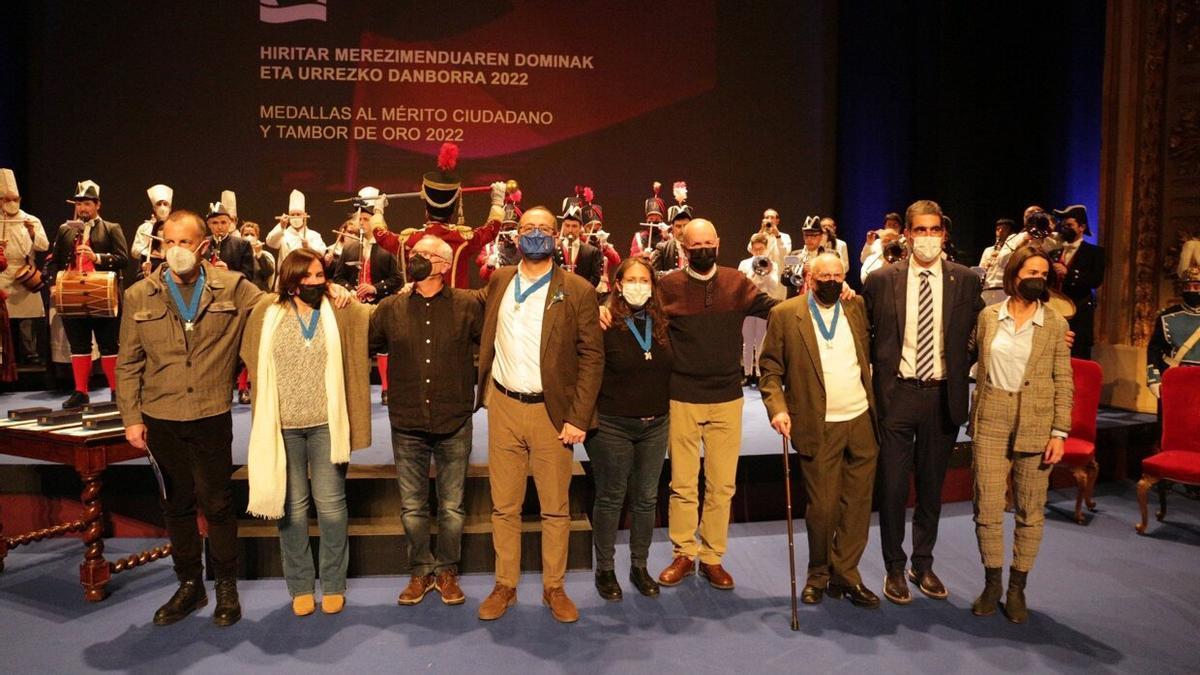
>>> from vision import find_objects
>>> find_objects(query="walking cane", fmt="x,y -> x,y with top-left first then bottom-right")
781,435 -> 800,631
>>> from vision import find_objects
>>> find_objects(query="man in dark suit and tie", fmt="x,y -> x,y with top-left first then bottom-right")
473,206 -> 604,624
1051,205 -> 1105,359
862,199 -> 984,605
557,205 -> 604,288
205,201 -> 255,279
759,252 -> 881,608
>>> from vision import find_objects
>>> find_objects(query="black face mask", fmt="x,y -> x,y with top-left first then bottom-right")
407,255 -> 432,282
813,279 -> 842,306
1017,277 -> 1046,302
1182,291 -> 1200,309
296,283 -> 325,308
1058,227 -> 1079,244
687,247 -> 717,273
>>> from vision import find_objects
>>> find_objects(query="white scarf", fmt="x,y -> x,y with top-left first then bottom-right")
247,299 -> 351,519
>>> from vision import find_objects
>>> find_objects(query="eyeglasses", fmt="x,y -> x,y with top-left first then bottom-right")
517,224 -> 556,235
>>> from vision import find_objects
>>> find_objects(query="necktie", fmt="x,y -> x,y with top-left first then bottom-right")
917,270 -> 934,380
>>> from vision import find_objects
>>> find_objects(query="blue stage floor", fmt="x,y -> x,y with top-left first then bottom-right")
1,481 -> 1196,674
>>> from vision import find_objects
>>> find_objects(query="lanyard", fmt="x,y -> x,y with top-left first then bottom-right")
808,293 -> 840,348
296,301 -> 320,346
624,313 -> 654,360
164,267 -> 206,331
513,268 -> 552,311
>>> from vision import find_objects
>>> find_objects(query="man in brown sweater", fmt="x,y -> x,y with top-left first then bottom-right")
654,218 -> 779,590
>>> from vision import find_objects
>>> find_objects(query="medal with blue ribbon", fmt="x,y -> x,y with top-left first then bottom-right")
295,301 -> 320,347
624,312 -> 654,360
513,268 -> 553,311
164,267 -> 205,332
808,293 -> 840,349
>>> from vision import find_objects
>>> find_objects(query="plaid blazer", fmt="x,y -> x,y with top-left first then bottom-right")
970,302 -> 1074,453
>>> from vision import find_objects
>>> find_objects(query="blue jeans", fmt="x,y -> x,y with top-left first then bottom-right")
391,418 -> 472,576
278,424 -> 349,596
583,413 -> 669,571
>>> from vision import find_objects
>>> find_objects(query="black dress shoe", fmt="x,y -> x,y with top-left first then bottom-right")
827,582 -> 880,609
63,390 -> 90,410
595,570 -> 622,601
153,579 -> 207,626
629,567 -> 660,597
908,568 -> 949,600
801,584 -> 824,605
237,389 -> 251,405
381,390 -> 389,406
883,571 -> 912,605
212,577 -> 242,627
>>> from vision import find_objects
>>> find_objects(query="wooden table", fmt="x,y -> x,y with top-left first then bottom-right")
0,423 -> 171,601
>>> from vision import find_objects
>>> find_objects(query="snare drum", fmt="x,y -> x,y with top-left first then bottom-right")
52,270 -> 120,318
14,264 -> 44,292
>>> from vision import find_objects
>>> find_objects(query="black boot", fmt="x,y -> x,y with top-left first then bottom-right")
62,390 -> 89,410
629,566 -> 660,597
212,577 -> 242,627
595,570 -> 623,601
153,578 -> 207,626
971,567 -> 1003,616
1003,568 -> 1028,624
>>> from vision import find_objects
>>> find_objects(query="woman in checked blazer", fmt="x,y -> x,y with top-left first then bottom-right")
968,246 -> 1073,624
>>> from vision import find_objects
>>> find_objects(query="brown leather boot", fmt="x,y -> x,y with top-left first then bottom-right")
397,574 -> 435,606
435,569 -> 466,606
542,586 -> 579,623
477,583 -> 517,621
658,556 -> 695,586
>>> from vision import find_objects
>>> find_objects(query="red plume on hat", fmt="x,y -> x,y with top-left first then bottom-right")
437,142 -> 459,172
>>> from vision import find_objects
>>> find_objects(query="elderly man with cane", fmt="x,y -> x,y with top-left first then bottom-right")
759,252 -> 882,610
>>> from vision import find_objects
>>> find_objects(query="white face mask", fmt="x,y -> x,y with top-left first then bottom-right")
165,245 -> 198,275
289,216 -> 305,229
621,281 -> 652,308
911,236 -> 943,264
2,201 -> 18,216
154,204 -> 171,221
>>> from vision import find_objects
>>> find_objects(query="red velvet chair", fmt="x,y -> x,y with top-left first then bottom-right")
1136,366 -> 1200,534
1053,358 -> 1103,524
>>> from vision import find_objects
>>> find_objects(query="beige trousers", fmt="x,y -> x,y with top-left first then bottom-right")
667,398 -> 743,564
486,388 -> 574,588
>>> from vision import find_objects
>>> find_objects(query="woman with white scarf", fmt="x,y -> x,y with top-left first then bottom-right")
241,247 -> 372,617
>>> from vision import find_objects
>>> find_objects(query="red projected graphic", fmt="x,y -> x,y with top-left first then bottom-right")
345,0 -> 715,172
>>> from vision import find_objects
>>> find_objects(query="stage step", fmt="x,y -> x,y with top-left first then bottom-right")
221,463 -> 593,578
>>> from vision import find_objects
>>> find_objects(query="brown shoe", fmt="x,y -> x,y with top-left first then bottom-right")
542,586 -> 579,623
658,556 -> 695,586
883,571 -> 912,605
435,569 -> 466,606
699,562 -> 735,590
397,574 -> 435,606
907,568 -> 949,600
477,583 -> 517,621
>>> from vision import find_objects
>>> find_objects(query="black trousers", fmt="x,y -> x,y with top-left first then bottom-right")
1068,304 -> 1095,360
876,381 -> 959,574
143,412 -> 238,581
62,316 -> 119,356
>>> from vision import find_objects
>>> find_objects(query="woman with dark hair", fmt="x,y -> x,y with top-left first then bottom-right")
583,256 -> 673,601
240,247 -> 372,617
969,246 -> 1073,624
